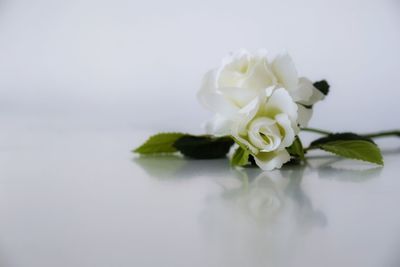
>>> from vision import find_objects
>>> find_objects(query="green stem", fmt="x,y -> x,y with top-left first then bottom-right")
304,146 -> 317,152
301,128 -> 400,139
301,127 -> 333,135
362,130 -> 400,139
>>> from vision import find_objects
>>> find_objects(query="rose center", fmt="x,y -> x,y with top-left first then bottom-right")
248,118 -> 282,152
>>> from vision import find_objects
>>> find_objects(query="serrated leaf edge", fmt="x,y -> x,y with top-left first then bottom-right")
317,141 -> 384,166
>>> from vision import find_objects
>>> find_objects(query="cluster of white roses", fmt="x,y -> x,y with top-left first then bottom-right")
198,50 -> 325,170
136,50 -> 387,169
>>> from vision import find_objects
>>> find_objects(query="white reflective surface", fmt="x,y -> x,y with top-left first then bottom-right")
1,129 -> 400,267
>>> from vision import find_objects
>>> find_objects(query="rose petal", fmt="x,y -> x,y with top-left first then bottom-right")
217,50 -> 252,88
241,57 -> 276,91
297,104 -> 313,127
264,88 -> 298,122
290,77 -> 313,103
197,70 -> 239,117
218,87 -> 259,109
230,98 -> 261,154
297,77 -> 324,105
275,113 -> 296,149
204,114 -> 232,136
248,117 -> 281,151
254,150 -> 291,171
271,53 -> 298,91
231,120 -> 259,154
308,87 -> 325,106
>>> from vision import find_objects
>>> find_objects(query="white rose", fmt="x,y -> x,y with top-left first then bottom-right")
198,49 -> 324,135
231,87 -> 298,170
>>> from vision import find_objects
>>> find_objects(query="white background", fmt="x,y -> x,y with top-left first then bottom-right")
1,0 -> 400,133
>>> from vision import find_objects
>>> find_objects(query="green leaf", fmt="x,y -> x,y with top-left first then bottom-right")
230,146 -> 250,166
318,140 -> 383,165
313,80 -> 330,96
286,136 -> 305,160
174,136 -> 234,159
310,133 -> 383,165
133,133 -> 185,154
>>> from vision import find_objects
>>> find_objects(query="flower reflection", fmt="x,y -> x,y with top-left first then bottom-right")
133,153 -> 387,267
198,167 -> 326,267
202,166 -> 326,229
133,155 -> 385,267
217,170 -> 285,224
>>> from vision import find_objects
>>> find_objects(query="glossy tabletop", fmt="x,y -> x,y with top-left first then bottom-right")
1,128 -> 400,267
